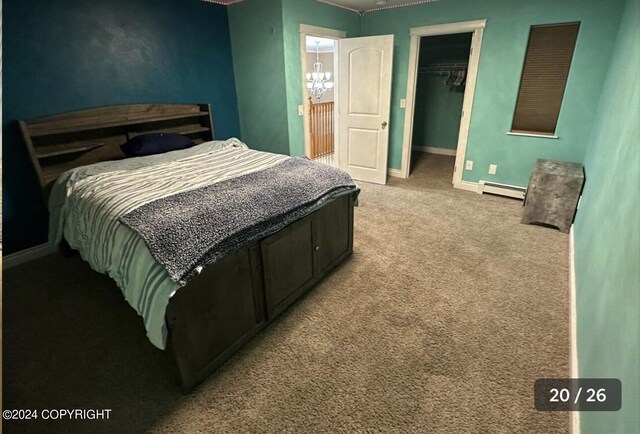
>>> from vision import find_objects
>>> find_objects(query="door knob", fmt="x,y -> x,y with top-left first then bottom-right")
381,121 -> 388,129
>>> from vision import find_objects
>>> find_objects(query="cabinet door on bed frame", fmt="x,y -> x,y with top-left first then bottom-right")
261,216 -> 315,318
312,195 -> 352,275
261,195 -> 352,319
166,245 -> 266,391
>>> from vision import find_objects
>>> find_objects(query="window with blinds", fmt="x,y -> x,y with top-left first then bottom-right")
511,23 -> 580,135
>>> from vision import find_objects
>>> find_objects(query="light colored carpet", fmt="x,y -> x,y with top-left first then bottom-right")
3,153 -> 570,433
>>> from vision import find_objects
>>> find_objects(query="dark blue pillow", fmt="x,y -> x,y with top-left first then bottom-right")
121,133 -> 194,157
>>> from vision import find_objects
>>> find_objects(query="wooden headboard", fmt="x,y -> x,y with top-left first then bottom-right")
20,103 -> 215,192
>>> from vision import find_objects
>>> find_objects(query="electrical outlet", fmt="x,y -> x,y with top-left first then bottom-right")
489,164 -> 498,175
298,105 -> 304,116
465,160 -> 473,170
400,98 -> 406,108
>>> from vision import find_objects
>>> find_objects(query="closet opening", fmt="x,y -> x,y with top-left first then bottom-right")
410,32 -> 473,185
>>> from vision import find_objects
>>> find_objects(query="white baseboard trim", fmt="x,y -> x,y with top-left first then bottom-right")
412,146 -> 457,156
388,168 -> 404,178
3,243 -> 56,269
454,180 -> 479,193
569,227 -> 580,434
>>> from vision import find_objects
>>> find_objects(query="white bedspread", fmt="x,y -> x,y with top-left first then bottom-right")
49,139 -> 288,349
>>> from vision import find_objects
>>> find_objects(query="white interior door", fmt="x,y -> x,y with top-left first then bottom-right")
338,35 -> 394,184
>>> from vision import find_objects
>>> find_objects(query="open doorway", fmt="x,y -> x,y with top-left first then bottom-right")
299,25 -> 394,184
400,20 -> 486,190
299,25 -> 345,169
410,33 -> 472,184
305,36 -> 336,166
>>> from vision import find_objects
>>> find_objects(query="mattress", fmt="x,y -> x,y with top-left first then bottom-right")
49,139 -> 289,349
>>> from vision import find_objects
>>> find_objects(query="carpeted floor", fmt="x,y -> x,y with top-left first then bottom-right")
3,153 -> 570,433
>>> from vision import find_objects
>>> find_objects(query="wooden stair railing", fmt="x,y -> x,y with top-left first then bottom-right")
309,97 -> 334,160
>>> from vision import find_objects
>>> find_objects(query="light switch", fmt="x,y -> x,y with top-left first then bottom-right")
298,105 -> 304,116
400,98 -> 406,108
489,164 -> 498,175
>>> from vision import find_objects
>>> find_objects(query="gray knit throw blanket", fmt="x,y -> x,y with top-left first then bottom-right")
119,158 -> 358,284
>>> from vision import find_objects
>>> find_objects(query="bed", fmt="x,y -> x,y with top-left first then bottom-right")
20,103 -> 359,392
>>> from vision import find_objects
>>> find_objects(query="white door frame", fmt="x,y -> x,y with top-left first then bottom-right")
400,19 -> 486,189
299,24 -> 346,164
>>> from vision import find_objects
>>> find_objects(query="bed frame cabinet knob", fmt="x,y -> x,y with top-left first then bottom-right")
315,245 -> 320,251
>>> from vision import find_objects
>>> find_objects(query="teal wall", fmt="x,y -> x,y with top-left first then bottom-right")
281,0 -> 360,156
573,0 -> 640,431
413,76 -> 464,150
2,0 -> 240,254
229,0 -> 359,157
228,0 -> 289,155
362,0 -> 625,186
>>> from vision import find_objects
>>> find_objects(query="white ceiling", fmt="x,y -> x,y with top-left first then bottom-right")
212,0 -> 438,13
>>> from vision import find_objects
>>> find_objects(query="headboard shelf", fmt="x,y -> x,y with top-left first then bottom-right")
20,103 -> 215,194
36,142 -> 106,159
128,125 -> 210,139
28,110 -> 210,137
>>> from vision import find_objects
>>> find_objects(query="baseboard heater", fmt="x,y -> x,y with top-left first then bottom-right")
478,180 -> 526,200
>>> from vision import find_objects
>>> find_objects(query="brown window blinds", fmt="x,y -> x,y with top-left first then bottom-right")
511,22 -> 580,135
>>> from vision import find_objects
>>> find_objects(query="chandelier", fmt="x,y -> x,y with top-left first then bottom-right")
306,40 -> 334,101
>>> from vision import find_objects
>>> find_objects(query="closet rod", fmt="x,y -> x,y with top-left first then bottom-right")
419,62 -> 468,71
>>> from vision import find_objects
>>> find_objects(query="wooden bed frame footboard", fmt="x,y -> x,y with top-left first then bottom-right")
19,103 -> 357,392
166,192 -> 356,392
